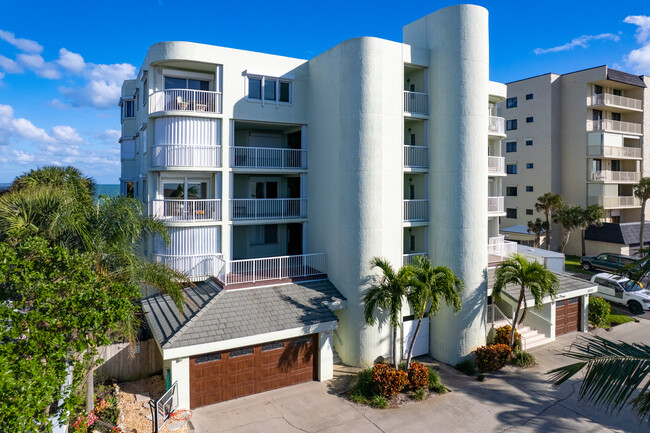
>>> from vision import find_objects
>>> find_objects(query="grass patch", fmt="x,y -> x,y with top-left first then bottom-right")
602,313 -> 635,330
412,388 -> 427,401
348,368 -> 375,405
371,395 -> 388,409
428,367 -> 447,394
455,359 -> 477,376
510,350 -> 537,368
565,255 -> 593,275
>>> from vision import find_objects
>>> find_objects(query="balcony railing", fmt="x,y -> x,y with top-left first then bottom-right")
217,253 -> 327,285
488,196 -> 504,215
152,145 -> 221,168
488,116 -> 506,136
587,93 -> 643,111
488,236 -> 517,262
403,199 -> 429,222
588,170 -> 641,182
587,119 -> 642,135
230,198 -> 307,220
587,144 -> 642,159
588,196 -> 641,208
154,253 -> 223,280
231,147 -> 306,169
488,156 -> 505,175
404,91 -> 429,115
403,252 -> 428,266
404,145 -> 428,168
149,89 -> 223,114
153,199 -> 222,222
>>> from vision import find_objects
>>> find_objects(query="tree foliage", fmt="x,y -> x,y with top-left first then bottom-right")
634,177 -> 650,252
534,193 -> 564,250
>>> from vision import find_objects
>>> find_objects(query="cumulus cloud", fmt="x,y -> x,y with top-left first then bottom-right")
625,16 -> 650,43
624,15 -> 650,74
0,29 -> 42,54
16,53 -> 60,79
51,125 -> 83,143
56,48 -> 85,74
0,54 -> 23,73
59,61 -> 136,109
533,33 -> 620,54
13,150 -> 35,164
0,104 -> 84,146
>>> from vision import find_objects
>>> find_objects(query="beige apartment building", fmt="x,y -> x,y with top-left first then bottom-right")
498,66 -> 650,255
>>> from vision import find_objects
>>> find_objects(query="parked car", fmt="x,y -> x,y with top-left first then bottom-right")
580,253 -> 638,276
590,272 -> 650,314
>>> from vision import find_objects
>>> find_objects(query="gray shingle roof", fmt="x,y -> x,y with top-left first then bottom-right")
607,68 -> 646,88
142,279 -> 345,349
487,268 -> 596,302
585,222 -> 650,247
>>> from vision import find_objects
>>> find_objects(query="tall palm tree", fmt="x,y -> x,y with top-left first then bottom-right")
493,253 -> 559,348
579,204 -> 604,257
364,257 -> 415,368
634,177 -> 650,254
549,335 -> 650,424
553,204 -> 584,254
535,193 -> 564,250
527,218 -> 549,248
405,256 -> 463,367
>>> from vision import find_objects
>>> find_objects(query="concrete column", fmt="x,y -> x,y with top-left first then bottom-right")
318,331 -> 334,381
550,301 -> 557,340
169,357 -> 190,410
220,120 -> 234,262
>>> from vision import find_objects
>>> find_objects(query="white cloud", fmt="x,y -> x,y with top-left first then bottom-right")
96,129 -> 120,142
624,16 -> 650,43
624,15 -> 650,75
533,33 -> 620,55
16,53 -> 60,79
51,125 -> 83,143
0,54 -> 23,73
60,62 -> 136,109
56,48 -> 85,74
0,29 -> 43,54
13,150 -> 35,164
0,104 -> 85,146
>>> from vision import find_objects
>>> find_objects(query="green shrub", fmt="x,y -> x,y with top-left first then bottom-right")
427,367 -> 446,394
372,362 -> 408,397
348,368 -> 375,404
589,297 -> 611,327
412,388 -> 427,401
407,361 -> 429,390
493,325 -> 521,349
475,344 -> 512,372
510,350 -> 536,368
477,373 -> 486,382
371,395 -> 388,409
455,359 -> 477,376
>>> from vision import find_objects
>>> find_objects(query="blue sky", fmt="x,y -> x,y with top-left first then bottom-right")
0,0 -> 649,183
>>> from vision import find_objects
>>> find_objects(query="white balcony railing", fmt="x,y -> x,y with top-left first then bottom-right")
587,119 -> 642,135
217,253 -> 327,285
403,252 -> 428,266
231,147 -> 306,169
404,145 -> 428,168
588,170 -> 641,182
149,89 -> 223,114
587,94 -> 643,111
488,196 -> 505,215
488,116 -> 506,136
403,199 -> 429,222
152,145 -> 221,168
587,145 -> 642,159
588,196 -> 641,208
154,253 -> 224,280
230,198 -> 307,220
404,91 -> 429,115
152,199 -> 222,222
487,237 -> 517,262
488,156 -> 505,175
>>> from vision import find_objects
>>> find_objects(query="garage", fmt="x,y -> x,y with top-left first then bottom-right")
555,297 -> 580,336
189,335 -> 317,408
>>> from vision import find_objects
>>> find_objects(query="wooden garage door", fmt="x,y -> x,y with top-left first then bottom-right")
189,335 -> 317,409
556,297 -> 580,336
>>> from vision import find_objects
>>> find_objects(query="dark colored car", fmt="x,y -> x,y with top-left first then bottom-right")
580,253 -> 638,276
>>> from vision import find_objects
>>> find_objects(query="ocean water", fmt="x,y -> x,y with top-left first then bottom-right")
0,183 -> 120,198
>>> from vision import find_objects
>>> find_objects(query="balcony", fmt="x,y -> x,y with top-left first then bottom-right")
588,170 -> 641,183
488,156 -> 506,175
488,116 -> 506,137
587,119 -> 642,135
488,196 -> 505,216
216,253 -> 327,287
153,199 -> 221,222
230,198 -> 307,220
404,145 -> 428,169
154,253 -> 223,280
588,196 -> 641,209
149,89 -> 222,115
231,147 -> 306,170
403,252 -> 428,266
403,199 -> 429,222
152,145 -> 221,168
587,94 -> 643,112
587,144 -> 642,159
403,91 -> 429,116
488,236 -> 517,264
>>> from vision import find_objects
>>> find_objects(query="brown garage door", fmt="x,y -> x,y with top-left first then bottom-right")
189,335 -> 317,409
556,297 -> 580,336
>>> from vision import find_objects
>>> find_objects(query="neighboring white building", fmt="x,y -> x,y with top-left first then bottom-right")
497,66 -> 650,255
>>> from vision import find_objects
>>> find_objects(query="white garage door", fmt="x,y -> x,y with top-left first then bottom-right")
403,317 -> 429,358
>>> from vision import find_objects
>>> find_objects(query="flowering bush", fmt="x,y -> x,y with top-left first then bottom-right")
372,362 -> 408,397
70,411 -> 99,433
407,361 -> 430,390
493,325 -> 521,349
475,344 -> 512,372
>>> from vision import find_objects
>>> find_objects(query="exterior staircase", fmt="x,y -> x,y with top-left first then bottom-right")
518,326 -> 552,350
333,348 -> 342,365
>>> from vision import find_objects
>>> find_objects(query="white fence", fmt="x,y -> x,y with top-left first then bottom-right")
403,199 -> 429,222
587,93 -> 643,111
152,144 -> 221,168
587,119 -> 642,134
230,198 -> 307,220
488,116 -> 505,136
488,196 -> 504,214
587,145 -> 642,159
154,253 -> 223,280
152,199 -> 221,221
488,156 -> 505,174
149,89 -> 222,114
218,253 -> 327,285
487,238 -> 518,261
231,147 -> 306,169
403,252 -> 428,265
404,91 -> 429,115
588,170 -> 641,182
404,145 -> 428,168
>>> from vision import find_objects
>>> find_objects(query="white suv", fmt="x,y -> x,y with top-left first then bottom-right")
590,273 -> 650,314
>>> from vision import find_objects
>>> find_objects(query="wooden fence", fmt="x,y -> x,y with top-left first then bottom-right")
95,339 -> 162,382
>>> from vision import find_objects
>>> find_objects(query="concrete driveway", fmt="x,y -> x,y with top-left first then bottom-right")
191,317 -> 650,433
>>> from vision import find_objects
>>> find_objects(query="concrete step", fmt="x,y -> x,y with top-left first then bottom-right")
333,349 -> 342,365
517,327 -> 552,350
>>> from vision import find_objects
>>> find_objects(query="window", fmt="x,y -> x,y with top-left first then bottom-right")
506,119 -> 517,130
526,117 -> 534,123
248,77 -> 262,99
410,235 -> 415,251
264,78 -> 276,101
506,186 -> 518,196
229,347 -> 254,358
247,75 -> 293,104
506,97 -> 517,108
506,208 -> 517,219
506,141 -> 517,153
195,353 -> 221,364
122,100 -> 134,120
261,342 -> 284,352
612,112 -> 621,121
526,93 -> 533,100
506,164 -> 517,174
125,182 -> 134,198
164,76 -> 209,91
142,79 -> 147,106
526,209 -> 534,215
613,89 -> 622,96
525,139 -> 533,146
526,163 -> 534,169
526,186 -> 533,192
251,225 -> 278,245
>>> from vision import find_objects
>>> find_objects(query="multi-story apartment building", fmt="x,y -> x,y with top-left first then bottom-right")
498,66 -> 650,255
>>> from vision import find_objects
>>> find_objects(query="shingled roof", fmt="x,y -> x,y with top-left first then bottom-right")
607,68 -> 646,88
487,268 -> 596,303
142,279 -> 345,350
585,222 -> 650,247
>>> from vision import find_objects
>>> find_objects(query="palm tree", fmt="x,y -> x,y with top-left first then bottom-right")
549,335 -> 650,424
634,177 -> 650,254
535,193 -> 564,250
527,218 -> 549,248
364,257 -> 415,368
553,204 -> 584,254
579,205 -> 604,257
493,253 -> 559,348
405,256 -> 463,367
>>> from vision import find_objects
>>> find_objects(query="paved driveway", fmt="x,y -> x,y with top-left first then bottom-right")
191,318 -> 650,433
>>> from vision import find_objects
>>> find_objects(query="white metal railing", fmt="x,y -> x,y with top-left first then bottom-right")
403,199 -> 429,221
152,199 -> 221,222
488,116 -> 506,136
230,198 -> 307,220
152,145 -> 221,168
587,93 -> 643,111
487,303 -> 510,325
149,89 -> 222,114
217,253 -> 327,285
231,146 -> 306,169
488,156 -> 505,174
154,253 -> 223,279
488,196 -> 505,214
589,196 -> 641,208
403,145 -> 428,168
587,119 -> 642,135
487,238 -> 518,261
404,91 -> 429,115
588,170 -> 641,182
403,252 -> 428,265
587,144 -> 642,159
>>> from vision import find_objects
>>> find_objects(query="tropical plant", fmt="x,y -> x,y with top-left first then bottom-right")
492,253 -> 559,348
510,350 -> 536,368
406,361 -> 430,390
372,362 -> 408,397
527,218 -> 549,248
475,344 -> 512,372
549,335 -> 650,424
553,204 -> 584,253
493,324 -> 521,349
588,296 -> 611,328
634,177 -> 650,253
534,192 -> 564,250
405,256 -> 463,367
579,205 -> 605,257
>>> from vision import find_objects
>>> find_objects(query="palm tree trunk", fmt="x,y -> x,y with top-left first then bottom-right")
581,230 -> 586,257
392,325 -> 399,368
511,287 -> 525,349
405,317 -> 423,369
546,212 -> 551,250
85,367 -> 94,412
561,230 -> 571,254
640,200 -> 647,254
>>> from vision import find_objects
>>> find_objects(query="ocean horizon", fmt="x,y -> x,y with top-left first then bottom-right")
0,183 -> 121,198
